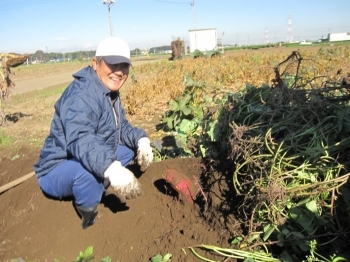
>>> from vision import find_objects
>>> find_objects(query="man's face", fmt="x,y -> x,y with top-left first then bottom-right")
92,57 -> 130,92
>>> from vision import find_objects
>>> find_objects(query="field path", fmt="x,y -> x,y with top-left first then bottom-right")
12,57 -> 164,95
13,72 -> 75,94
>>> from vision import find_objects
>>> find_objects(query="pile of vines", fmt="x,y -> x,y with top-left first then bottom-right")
159,50 -> 350,261
0,60 -> 12,125
0,54 -> 28,125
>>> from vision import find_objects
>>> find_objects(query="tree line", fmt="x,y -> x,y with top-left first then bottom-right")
28,45 -> 172,63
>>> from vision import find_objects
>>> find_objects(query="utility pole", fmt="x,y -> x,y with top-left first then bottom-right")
287,15 -> 293,43
191,0 -> 196,29
221,31 -> 225,54
103,0 -> 115,36
265,27 -> 269,44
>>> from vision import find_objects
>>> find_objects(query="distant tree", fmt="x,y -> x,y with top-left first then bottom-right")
34,50 -> 45,56
33,50 -> 45,61
26,50 -> 95,63
131,48 -> 141,56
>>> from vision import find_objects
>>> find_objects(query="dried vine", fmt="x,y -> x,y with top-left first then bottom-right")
0,54 -> 28,125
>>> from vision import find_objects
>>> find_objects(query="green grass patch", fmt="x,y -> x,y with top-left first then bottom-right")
14,61 -> 88,75
11,83 -> 68,104
36,86 -> 66,98
0,129 -> 13,146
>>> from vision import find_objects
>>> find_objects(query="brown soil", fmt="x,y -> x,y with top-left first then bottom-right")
0,155 -> 233,262
0,56 -> 239,261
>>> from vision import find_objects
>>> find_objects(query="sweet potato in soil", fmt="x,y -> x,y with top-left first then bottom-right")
164,169 -> 199,203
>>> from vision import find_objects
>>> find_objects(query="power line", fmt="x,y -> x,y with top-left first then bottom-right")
287,15 -> 293,42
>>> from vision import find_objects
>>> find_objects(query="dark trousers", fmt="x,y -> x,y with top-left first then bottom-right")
38,145 -> 135,208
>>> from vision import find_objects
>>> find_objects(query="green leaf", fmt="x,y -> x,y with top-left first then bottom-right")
289,207 -> 302,220
333,256 -> 349,262
193,107 -> 203,119
280,251 -> 293,262
166,118 -> 174,130
298,241 -> 310,252
84,246 -> 93,257
177,119 -> 197,135
150,254 -> 162,262
75,251 -> 84,261
178,94 -> 192,109
332,253 -> 350,262
168,99 -> 179,111
263,224 -> 275,241
305,200 -> 317,214
245,82 -> 253,90
101,257 -> 112,262
207,120 -> 221,142
203,95 -> 213,104
175,135 -> 187,148
247,233 -> 260,243
181,106 -> 192,116
163,253 -> 172,261
173,115 -> 181,127
315,215 -> 328,226
184,77 -> 202,87
281,228 -> 289,236
199,144 -> 206,157
289,207 -> 314,233
277,232 -> 285,247
290,231 -> 305,239
231,236 -> 243,244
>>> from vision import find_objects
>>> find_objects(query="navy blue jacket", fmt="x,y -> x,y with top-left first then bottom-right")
34,66 -> 147,178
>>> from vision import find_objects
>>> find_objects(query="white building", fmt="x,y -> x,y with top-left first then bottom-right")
188,28 -> 217,53
328,32 -> 350,42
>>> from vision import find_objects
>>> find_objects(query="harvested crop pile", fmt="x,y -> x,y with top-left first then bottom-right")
200,51 -> 350,261
0,53 -> 28,125
160,49 -> 350,261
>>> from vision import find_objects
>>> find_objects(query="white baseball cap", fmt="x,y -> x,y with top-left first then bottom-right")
95,36 -> 131,65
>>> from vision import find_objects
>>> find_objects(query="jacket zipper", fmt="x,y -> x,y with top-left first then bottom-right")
110,96 -> 121,152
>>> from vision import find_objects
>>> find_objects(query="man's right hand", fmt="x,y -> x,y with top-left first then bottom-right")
104,161 -> 142,202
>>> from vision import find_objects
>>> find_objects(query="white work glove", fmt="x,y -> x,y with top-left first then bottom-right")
104,161 -> 141,203
137,137 -> 153,172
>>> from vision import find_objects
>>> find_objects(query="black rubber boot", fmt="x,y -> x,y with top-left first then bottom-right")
76,205 -> 98,229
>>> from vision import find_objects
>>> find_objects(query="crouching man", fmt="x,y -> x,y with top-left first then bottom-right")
33,36 -> 153,229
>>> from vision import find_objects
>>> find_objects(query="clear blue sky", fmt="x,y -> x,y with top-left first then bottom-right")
1,0 -> 349,54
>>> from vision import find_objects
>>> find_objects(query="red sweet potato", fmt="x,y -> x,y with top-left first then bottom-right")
164,169 -> 198,203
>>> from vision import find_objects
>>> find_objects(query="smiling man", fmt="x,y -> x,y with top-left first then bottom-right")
34,37 -> 153,229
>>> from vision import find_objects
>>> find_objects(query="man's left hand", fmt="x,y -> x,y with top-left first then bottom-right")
137,137 -> 153,171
